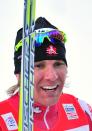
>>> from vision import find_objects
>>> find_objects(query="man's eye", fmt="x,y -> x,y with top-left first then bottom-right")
54,62 -> 65,67
35,64 -> 45,69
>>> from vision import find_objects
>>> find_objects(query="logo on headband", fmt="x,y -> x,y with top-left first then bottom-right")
46,45 -> 58,55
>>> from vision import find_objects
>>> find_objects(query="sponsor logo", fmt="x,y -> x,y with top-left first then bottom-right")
63,104 -> 78,120
1,112 -> 18,130
46,45 -> 58,55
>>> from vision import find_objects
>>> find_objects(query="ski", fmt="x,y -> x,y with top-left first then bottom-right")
19,0 -> 36,131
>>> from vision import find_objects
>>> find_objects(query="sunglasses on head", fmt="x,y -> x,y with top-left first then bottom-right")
15,28 -> 67,51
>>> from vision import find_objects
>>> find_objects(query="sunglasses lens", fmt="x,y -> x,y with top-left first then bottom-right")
35,29 -> 63,47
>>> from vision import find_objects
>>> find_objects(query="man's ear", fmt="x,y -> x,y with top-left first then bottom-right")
15,74 -> 20,81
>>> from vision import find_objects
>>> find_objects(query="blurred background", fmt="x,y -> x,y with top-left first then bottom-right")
0,0 -> 92,105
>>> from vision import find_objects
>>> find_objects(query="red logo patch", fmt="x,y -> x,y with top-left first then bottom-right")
46,45 -> 58,55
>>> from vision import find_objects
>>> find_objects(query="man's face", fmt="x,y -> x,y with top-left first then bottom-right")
34,60 -> 67,106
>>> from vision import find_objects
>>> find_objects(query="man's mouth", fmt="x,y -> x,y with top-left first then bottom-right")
40,84 -> 59,91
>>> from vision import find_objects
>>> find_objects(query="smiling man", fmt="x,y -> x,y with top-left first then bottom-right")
0,17 -> 92,131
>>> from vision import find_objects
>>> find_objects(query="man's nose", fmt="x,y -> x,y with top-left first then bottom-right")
44,67 -> 58,81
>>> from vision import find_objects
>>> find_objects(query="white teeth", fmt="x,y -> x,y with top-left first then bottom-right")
42,85 -> 57,90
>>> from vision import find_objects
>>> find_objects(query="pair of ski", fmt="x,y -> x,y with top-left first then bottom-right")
19,0 -> 36,131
